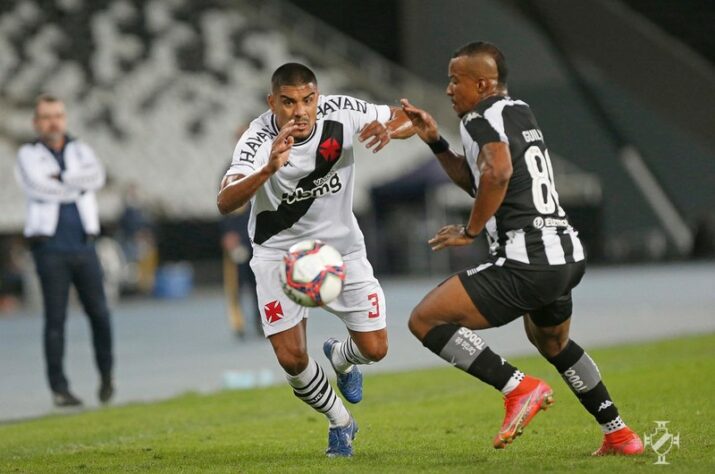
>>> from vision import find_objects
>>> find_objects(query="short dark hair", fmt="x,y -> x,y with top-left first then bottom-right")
271,63 -> 317,91
34,93 -> 63,116
452,41 -> 508,86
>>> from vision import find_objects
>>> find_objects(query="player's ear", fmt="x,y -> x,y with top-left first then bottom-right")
476,78 -> 486,93
267,94 -> 275,112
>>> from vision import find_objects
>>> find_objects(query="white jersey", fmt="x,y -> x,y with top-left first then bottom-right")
226,94 -> 390,259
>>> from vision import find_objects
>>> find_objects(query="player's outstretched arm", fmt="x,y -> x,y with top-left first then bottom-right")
217,120 -> 297,214
427,142 -> 512,251
357,108 -> 414,153
386,107 -> 416,139
400,98 -> 474,195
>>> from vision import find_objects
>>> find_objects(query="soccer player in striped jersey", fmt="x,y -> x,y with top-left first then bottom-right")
401,42 -> 643,456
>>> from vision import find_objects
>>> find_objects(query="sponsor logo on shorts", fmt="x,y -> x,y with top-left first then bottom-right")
264,300 -> 284,324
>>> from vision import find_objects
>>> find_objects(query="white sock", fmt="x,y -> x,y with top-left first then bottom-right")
601,416 -> 626,434
500,370 -> 525,395
330,338 -> 373,374
286,358 -> 350,427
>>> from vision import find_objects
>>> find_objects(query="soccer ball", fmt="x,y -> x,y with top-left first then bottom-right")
280,240 -> 346,307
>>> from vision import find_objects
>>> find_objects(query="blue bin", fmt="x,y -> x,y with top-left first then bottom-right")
153,263 -> 193,299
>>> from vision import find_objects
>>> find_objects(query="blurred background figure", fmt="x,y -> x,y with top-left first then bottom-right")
0,236 -> 24,314
14,94 -> 115,408
117,183 -> 158,296
220,204 -> 259,338
219,124 -> 260,338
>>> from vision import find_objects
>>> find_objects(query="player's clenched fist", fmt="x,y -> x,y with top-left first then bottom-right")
266,119 -> 297,173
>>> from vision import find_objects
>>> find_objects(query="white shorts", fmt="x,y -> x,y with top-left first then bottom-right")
249,250 -> 387,337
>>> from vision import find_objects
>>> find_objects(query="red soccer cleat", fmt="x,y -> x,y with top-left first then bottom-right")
493,375 -> 554,449
592,426 -> 644,456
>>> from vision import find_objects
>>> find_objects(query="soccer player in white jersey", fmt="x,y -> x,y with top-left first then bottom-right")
217,63 -> 413,457
401,42 -> 644,456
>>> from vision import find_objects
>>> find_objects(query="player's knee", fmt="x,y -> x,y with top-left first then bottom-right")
408,305 -> 433,340
524,325 -> 537,347
407,307 -> 422,337
275,346 -> 309,375
534,333 -> 569,358
360,342 -> 388,362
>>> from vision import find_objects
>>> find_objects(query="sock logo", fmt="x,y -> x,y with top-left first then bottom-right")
563,368 -> 589,393
598,400 -> 613,412
456,327 -> 486,350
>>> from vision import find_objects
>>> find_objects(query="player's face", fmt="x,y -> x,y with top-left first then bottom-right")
34,101 -> 67,144
268,83 -> 318,140
446,56 -> 482,118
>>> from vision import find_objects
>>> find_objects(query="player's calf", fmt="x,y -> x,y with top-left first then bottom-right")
323,337 -> 373,404
418,323 -> 552,447
544,339 -> 643,455
286,357 -> 352,426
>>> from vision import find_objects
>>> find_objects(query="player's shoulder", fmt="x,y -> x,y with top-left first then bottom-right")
465,95 -> 527,118
237,111 -> 280,148
246,110 -> 278,136
317,94 -> 373,119
462,95 -> 530,127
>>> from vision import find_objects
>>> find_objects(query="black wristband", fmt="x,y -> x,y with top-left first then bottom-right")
427,136 -> 450,154
461,225 -> 479,239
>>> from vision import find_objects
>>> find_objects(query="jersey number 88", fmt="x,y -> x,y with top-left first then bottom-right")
524,145 -> 565,216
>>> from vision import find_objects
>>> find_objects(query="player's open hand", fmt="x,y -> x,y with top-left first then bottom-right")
400,99 -> 439,143
358,120 -> 391,153
267,120 -> 297,173
428,224 -> 474,251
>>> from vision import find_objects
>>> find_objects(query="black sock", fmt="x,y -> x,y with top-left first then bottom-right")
423,324 -> 519,391
547,340 -> 625,433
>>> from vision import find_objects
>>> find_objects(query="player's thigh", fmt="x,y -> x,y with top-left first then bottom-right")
324,253 -> 386,333
527,260 -> 585,328
454,262 -> 529,328
410,275 -> 492,339
250,257 -> 309,338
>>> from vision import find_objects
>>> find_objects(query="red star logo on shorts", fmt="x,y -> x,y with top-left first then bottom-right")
318,137 -> 341,161
264,300 -> 284,324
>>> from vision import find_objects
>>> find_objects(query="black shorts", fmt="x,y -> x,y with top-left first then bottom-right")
457,259 -> 586,328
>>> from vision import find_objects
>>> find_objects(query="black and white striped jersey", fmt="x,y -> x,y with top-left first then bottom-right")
459,95 -> 585,266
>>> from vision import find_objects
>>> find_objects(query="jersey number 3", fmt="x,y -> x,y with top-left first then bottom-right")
367,292 -> 380,319
524,145 -> 564,216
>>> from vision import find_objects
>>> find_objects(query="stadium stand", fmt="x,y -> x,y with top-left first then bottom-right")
0,0 -> 444,235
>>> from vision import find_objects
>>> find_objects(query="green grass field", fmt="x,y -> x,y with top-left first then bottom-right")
2,334 -> 714,472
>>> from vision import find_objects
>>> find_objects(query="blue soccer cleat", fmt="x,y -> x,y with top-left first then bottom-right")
323,338 -> 363,404
326,416 -> 359,457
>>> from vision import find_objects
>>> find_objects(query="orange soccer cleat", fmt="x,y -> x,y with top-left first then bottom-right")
493,375 -> 554,449
592,426 -> 644,456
